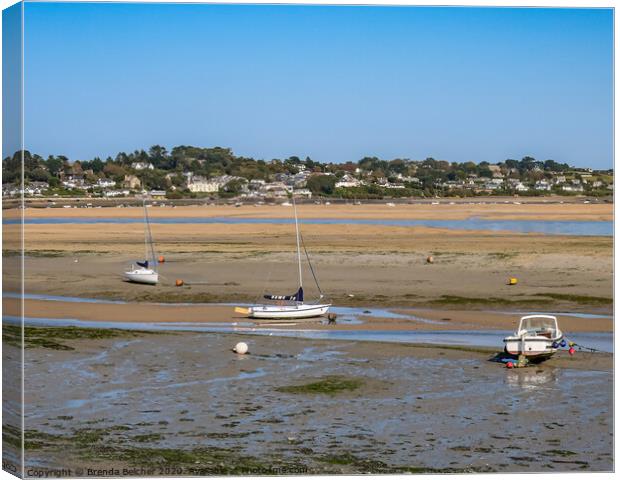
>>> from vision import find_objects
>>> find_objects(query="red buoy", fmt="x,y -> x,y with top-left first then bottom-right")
506,361 -> 514,369
158,255 -> 165,263
568,347 -> 575,356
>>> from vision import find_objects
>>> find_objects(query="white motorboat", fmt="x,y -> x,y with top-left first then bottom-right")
243,197 -> 330,319
124,199 -> 159,285
503,314 -> 563,360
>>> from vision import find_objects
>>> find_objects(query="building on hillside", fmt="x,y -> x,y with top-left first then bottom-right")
131,162 -> 154,171
335,174 -> 362,188
123,175 -> 142,190
484,178 -> 504,190
97,178 -> 116,188
187,176 -> 220,193
553,175 -> 566,185
534,180 -> 552,191
488,165 -> 504,178
104,190 -> 130,197
24,182 -> 49,196
293,188 -> 312,198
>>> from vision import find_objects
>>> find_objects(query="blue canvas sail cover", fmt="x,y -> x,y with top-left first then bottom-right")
264,287 -> 303,302
137,260 -> 149,268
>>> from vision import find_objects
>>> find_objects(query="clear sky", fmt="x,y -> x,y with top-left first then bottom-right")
12,3 -> 615,167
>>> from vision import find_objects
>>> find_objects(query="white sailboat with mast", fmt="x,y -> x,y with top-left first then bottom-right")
124,198 -> 159,285
242,197 -> 330,319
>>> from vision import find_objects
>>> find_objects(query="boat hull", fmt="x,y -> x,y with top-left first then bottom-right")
249,304 -> 330,319
503,335 -> 562,358
124,269 -> 158,285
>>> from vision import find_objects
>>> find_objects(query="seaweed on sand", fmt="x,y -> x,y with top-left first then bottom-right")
276,376 -> 364,395
3,325 -> 159,351
430,293 -> 612,307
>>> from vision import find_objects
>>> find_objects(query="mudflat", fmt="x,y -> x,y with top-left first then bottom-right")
4,330 -> 612,474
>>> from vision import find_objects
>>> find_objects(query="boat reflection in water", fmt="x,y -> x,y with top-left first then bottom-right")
505,368 -> 558,391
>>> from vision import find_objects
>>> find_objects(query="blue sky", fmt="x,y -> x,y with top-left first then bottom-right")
9,3 -> 615,167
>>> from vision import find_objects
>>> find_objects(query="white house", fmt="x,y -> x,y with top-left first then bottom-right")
534,180 -> 552,191
187,176 -> 220,193
131,162 -> 154,171
23,182 -> 49,196
553,175 -> 567,185
335,174 -> 362,188
97,178 -> 116,188
104,189 -> 130,197
293,188 -> 312,198
263,181 -> 293,193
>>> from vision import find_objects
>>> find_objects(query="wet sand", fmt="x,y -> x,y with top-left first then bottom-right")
3,297 -> 613,333
4,330 -> 612,474
2,223 -> 613,312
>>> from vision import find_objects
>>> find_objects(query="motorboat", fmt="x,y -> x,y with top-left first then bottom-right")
503,314 -> 563,360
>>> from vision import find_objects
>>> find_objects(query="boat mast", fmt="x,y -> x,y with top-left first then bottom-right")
143,198 -> 148,262
143,198 -> 157,272
293,195 -> 302,289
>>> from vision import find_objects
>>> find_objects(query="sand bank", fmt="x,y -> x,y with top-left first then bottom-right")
4,297 -> 611,333
5,200 -> 613,221
2,201 -> 612,312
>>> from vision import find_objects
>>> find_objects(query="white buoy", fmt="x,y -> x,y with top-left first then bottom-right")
233,342 -> 248,355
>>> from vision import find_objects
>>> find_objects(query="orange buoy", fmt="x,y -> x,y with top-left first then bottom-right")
158,255 -> 165,263
175,279 -> 184,287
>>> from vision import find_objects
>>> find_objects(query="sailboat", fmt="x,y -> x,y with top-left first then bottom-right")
124,199 -> 159,285
243,197 -> 331,319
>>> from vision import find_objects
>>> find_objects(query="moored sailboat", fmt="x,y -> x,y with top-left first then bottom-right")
241,197 -> 330,319
124,199 -> 159,285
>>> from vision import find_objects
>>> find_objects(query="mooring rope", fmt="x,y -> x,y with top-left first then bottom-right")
299,231 -> 325,300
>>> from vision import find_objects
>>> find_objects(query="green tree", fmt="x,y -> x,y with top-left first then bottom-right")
307,175 -> 337,195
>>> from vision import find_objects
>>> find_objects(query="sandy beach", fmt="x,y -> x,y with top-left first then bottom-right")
6,198 -> 614,221
2,203 -> 613,314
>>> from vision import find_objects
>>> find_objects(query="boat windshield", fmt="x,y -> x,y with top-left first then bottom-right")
519,316 -> 557,333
